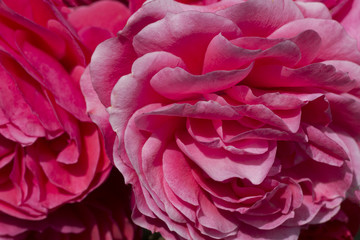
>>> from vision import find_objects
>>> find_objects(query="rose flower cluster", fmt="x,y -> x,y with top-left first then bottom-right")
0,0 -> 360,239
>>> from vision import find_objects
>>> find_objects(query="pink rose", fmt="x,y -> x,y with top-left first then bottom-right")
0,0 -> 113,220
0,170 -> 140,240
89,0 -> 360,239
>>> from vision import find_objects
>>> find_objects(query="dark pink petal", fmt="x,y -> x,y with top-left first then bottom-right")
39,124 -> 101,194
0,51 -> 62,137
0,1 -> 66,59
77,27 -> 112,53
16,36 -> 87,121
67,1 -> 131,35
0,64 -> 45,143
46,19 -> 87,68
235,225 -> 300,240
128,0 -> 145,13
163,143 -> 200,206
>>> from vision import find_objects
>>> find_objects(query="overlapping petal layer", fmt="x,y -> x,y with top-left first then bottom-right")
89,0 -> 360,239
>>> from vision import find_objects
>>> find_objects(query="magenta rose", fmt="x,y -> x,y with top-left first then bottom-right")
89,0 -> 360,239
0,170 -> 140,240
0,0 -> 115,220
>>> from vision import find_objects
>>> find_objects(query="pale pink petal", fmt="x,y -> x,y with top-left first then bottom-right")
216,0 -> 303,36
150,65 -> 253,100
133,11 -> 241,73
246,62 -> 356,93
301,124 -> 349,167
109,51 -> 185,139
269,18 -> 360,64
80,66 -> 114,160
197,192 -> 238,237
162,143 -> 201,206
339,0 -> 360,49
90,37 -> 137,107
294,1 -> 332,19
203,34 -> 302,73
226,86 -> 305,110
176,129 -> 277,184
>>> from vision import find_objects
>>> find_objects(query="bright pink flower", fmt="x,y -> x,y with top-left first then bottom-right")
0,0 -> 115,220
89,0 -> 360,239
0,170 -> 140,240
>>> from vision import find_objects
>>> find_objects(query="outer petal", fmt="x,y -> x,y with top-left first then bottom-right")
269,18 -> 360,64
216,0 -> 303,37
67,0 -> 131,35
90,37 -> 137,107
339,0 -> 360,49
133,11 -> 242,73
